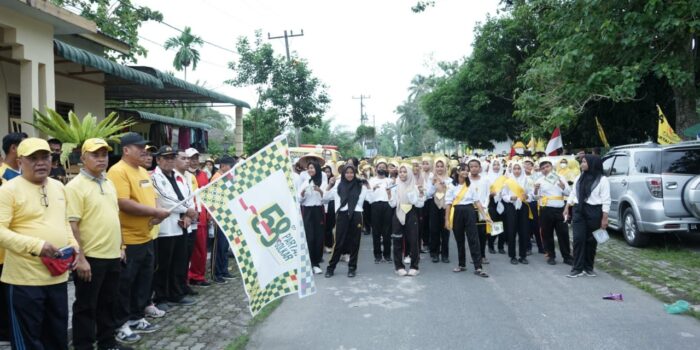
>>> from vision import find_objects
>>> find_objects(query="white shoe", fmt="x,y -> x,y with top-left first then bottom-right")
325,247 -> 333,254
115,323 -> 141,344
407,269 -> 419,276
313,266 -> 323,274
403,256 -> 411,264
396,269 -> 408,276
145,304 -> 166,318
341,254 -> 350,263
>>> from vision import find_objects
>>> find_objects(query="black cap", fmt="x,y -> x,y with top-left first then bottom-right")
155,145 -> 178,157
120,132 -> 148,147
218,155 -> 236,166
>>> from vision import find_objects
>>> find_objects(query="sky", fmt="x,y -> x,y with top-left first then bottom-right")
132,0 -> 502,132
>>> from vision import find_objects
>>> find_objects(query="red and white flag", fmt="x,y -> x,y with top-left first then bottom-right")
545,127 -> 563,156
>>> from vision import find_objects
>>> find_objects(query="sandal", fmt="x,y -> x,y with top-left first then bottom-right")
453,266 -> 466,273
474,269 -> 489,278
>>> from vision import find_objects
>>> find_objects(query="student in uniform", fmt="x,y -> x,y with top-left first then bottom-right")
427,157 -> 451,263
534,158 -> 573,266
564,155 -> 610,278
411,160 -> 429,253
466,159 -> 491,264
324,165 -> 370,278
444,163 -> 492,277
485,159 -> 506,255
523,159 -> 544,255
368,160 -> 393,263
299,161 -> 327,274
389,164 -> 426,276
322,165 -> 336,253
497,162 -> 532,265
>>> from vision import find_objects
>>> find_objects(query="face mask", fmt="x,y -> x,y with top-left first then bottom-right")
560,163 -> 568,169
377,169 -> 388,177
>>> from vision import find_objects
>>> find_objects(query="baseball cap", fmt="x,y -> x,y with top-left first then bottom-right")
82,138 -> 112,153
17,138 -> 51,157
155,145 -> 177,157
185,148 -> 200,158
145,145 -> 157,152
119,132 -> 148,147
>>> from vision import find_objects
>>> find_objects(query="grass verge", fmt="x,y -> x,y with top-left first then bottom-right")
224,298 -> 283,350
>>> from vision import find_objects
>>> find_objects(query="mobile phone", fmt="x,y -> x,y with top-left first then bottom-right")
59,246 -> 75,259
387,184 -> 397,190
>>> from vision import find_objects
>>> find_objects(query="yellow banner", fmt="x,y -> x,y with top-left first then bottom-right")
657,105 -> 682,145
595,116 -> 610,148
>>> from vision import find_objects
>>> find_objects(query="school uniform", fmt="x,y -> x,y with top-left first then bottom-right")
324,183 -> 369,273
446,182 -> 483,270
368,177 -> 394,261
499,175 -> 533,260
426,174 -> 452,261
568,175 -> 611,273
536,172 -> 573,263
299,177 -> 327,268
468,176 -> 491,259
389,186 -> 426,271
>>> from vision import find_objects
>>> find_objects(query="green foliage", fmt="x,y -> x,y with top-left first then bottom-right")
354,125 -> 376,141
301,119 -> 363,159
207,139 -> 224,158
411,1 -> 435,13
51,0 -> 163,63
243,108 -> 284,155
139,102 -> 232,131
227,31 -> 330,131
30,109 -> 135,145
376,122 -> 398,156
164,26 -> 204,81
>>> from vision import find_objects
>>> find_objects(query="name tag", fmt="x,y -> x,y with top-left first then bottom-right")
139,180 -> 152,188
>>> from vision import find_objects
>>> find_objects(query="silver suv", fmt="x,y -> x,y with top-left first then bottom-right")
603,141 -> 700,246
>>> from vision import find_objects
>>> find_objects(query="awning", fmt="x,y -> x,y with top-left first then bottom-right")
53,40 -> 164,89
112,109 -> 211,130
106,66 -> 250,108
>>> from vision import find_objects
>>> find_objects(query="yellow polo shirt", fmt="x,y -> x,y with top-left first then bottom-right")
107,160 -> 157,245
0,177 -> 78,286
65,172 -> 122,259
0,163 -> 21,265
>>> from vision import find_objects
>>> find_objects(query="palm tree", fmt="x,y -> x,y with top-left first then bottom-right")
164,27 -> 204,81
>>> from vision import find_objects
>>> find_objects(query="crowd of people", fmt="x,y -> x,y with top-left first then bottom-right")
0,132 -> 239,350
293,151 -> 611,280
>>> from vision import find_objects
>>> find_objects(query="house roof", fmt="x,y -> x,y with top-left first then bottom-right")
112,108 -> 212,130
3,0 -> 96,34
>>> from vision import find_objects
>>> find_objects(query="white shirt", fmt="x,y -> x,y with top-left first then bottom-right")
426,174 -> 452,199
367,177 -> 393,203
298,177 -> 327,207
535,172 -> 571,208
387,185 -> 426,209
500,175 -> 535,204
152,167 -> 196,237
468,176 -> 491,208
568,176 -> 612,213
324,182 -> 369,212
445,182 -> 481,206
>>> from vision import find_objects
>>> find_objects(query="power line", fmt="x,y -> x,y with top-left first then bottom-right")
352,95 -> 371,125
267,30 -> 304,62
138,35 -> 231,70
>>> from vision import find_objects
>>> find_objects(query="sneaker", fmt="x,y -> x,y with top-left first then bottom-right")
407,269 -> 419,276
144,304 -> 165,318
383,257 -> 392,263
441,256 -> 450,264
325,268 -> 334,278
220,274 -> 236,280
190,280 -> 212,287
184,286 -> 199,296
563,258 -> 574,266
128,319 -> 160,334
324,246 -> 333,253
396,269 -> 408,277
584,270 -> 597,277
526,250 -> 533,256
213,277 -> 228,284
498,249 -> 507,254
154,302 -> 171,312
547,258 -> 556,265
170,296 -> 197,306
374,257 -> 382,264
566,270 -> 584,278
403,256 -> 411,264
518,257 -> 529,265
481,257 -> 490,264
312,266 -> 323,274
488,248 -> 496,254
341,254 -> 350,263
347,270 -> 356,278
431,256 -> 439,263
101,345 -> 135,350
115,324 -> 141,344
510,258 -> 519,265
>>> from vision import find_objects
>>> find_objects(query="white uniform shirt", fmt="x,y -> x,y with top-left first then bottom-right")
298,177 -> 327,207
367,177 -> 393,203
426,174 -> 452,199
387,185 -> 426,209
324,182 -> 369,212
535,172 -> 571,208
568,175 -> 612,213
468,176 -> 491,208
152,167 -> 196,237
445,182 -> 481,206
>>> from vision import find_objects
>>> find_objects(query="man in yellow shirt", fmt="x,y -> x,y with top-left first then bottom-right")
66,138 -> 129,349
0,138 -> 79,350
107,133 -> 169,343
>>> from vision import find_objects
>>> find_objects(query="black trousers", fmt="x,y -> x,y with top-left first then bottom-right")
0,265 -> 9,342
115,240 -> 154,325
487,198 -> 507,250
392,209 -> 420,270
528,201 -> 544,251
328,211 -> 362,271
572,204 -> 602,272
428,199 -> 449,258
540,206 -> 572,260
370,201 -> 392,259
72,257 -> 121,350
418,206 -> 429,247
324,201 -> 336,248
453,205 -> 482,269
362,201 -> 372,234
302,205 -> 325,267
8,283 -> 68,350
153,234 -> 187,304
503,203 -> 529,259
477,210 -> 488,258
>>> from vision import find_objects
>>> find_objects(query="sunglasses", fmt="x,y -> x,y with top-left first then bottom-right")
39,185 -> 48,208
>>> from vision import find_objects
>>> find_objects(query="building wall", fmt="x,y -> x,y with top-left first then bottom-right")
55,74 -> 105,119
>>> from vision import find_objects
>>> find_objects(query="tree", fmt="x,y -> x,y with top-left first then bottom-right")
164,26 -> 204,81
301,119 -> 363,158
227,31 -> 330,133
243,108 -> 284,155
376,122 -> 398,156
51,0 -> 163,63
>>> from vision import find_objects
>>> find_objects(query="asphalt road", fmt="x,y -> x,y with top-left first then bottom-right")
248,235 -> 700,350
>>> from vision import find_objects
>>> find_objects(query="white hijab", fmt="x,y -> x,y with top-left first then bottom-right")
396,164 -> 416,225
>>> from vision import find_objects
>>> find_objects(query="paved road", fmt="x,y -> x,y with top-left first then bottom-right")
248,235 -> 700,350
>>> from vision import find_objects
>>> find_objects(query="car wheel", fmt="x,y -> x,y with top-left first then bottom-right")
623,208 -> 649,247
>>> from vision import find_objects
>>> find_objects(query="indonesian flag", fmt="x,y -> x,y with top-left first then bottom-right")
545,127 -> 563,156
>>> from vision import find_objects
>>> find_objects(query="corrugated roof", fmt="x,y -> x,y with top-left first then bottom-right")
114,109 -> 211,130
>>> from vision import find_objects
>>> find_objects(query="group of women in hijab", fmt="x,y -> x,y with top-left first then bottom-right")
295,152 -> 609,280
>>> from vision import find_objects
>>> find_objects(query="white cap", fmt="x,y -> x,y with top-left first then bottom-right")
185,148 -> 200,157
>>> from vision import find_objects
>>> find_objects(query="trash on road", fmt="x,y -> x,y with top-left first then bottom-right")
664,300 -> 690,314
602,293 -> 623,301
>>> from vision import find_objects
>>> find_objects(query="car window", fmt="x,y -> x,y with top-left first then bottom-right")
634,151 -> 660,174
610,155 -> 629,176
602,156 -> 615,176
662,148 -> 700,175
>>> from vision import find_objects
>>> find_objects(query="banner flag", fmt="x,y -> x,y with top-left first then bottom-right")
595,116 -> 610,148
199,136 -> 316,315
657,104 -> 682,145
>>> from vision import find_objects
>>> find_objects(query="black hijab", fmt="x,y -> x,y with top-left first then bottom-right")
577,155 -> 603,202
307,161 -> 322,186
338,165 -> 363,216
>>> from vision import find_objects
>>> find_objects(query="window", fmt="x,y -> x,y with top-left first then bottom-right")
634,151 -> 660,174
8,94 -> 21,133
602,156 -> 615,176
55,101 -> 74,119
662,149 -> 700,175
610,155 -> 629,176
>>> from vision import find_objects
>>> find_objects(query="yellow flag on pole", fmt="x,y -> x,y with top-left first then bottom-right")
657,105 -> 682,145
527,136 -> 536,150
595,117 -> 610,148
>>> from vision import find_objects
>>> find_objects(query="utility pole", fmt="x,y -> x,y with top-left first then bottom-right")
352,95 -> 371,125
268,30 -> 304,145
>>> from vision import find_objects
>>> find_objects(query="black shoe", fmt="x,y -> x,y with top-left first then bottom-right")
347,270 -> 356,278
184,286 -> 198,296
510,258 -> 519,265
190,280 -> 211,287
566,270 -> 584,278
488,248 -> 496,254
498,249 -> 507,254
538,249 -> 545,254
375,258 -> 381,264
563,258 -> 574,266
526,250 -> 533,256
518,257 -> 529,264
547,258 -> 556,265
441,257 -> 450,264
325,269 -> 334,278
384,257 -> 392,263
431,256 -> 439,263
